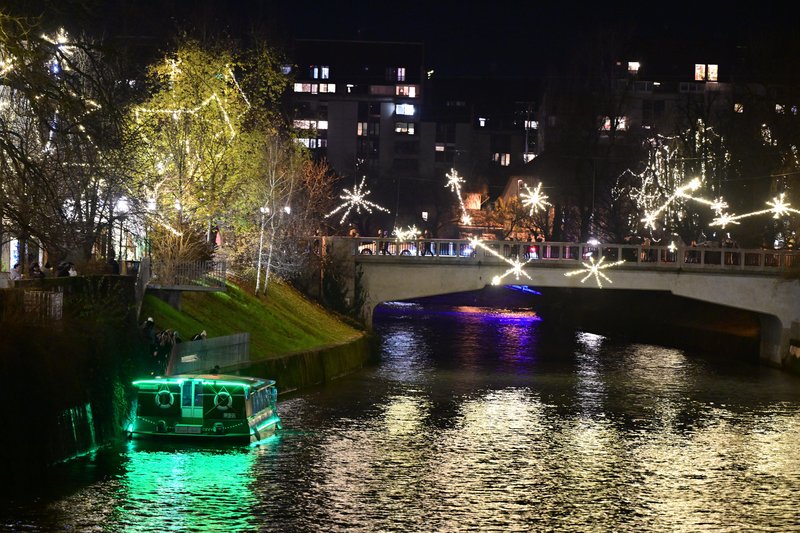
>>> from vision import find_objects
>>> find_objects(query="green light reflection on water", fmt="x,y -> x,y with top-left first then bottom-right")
112,443 -> 260,532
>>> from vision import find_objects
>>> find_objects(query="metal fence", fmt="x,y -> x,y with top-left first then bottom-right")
166,332 -> 250,375
149,260 -> 227,289
23,290 -> 63,321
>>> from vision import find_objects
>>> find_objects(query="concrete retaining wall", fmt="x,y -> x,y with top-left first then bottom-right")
225,333 -> 374,394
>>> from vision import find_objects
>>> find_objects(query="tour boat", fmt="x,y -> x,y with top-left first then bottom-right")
128,374 -> 281,442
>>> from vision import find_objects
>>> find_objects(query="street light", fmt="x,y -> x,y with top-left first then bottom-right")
115,197 -> 129,261
255,206 -> 269,294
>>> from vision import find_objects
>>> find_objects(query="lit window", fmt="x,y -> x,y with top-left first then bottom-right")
395,122 -> 415,135
346,84 -> 354,93
523,153 -> 537,163
294,119 -> 312,129
478,117 -> 487,127
396,85 -> 417,98
395,103 -> 415,116
493,153 -> 510,166
317,120 -> 328,130
776,104 -> 785,114
600,116 -> 627,131
281,65 -> 292,75
628,61 -> 640,75
357,122 -> 368,136
435,143 -> 445,152
321,66 -> 330,79
397,67 -> 406,81
694,64 -> 706,81
792,105 -> 798,116
422,211 -> 428,221
319,84 -> 336,93
734,103 -> 744,113
707,64 -> 718,81
524,120 -> 538,129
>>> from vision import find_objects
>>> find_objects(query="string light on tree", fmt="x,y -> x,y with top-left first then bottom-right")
445,168 -> 471,225
468,238 -> 535,285
564,256 -> 625,288
326,176 -> 390,224
520,182 -> 551,215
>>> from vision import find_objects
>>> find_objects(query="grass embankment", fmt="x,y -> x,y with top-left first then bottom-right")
140,278 -> 363,359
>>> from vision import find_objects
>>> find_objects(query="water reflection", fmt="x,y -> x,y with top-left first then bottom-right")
4,301 -> 800,531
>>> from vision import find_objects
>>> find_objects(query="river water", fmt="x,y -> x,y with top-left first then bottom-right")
3,299 -> 800,531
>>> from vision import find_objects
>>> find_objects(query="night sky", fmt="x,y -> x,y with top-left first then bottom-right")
5,1 -> 800,80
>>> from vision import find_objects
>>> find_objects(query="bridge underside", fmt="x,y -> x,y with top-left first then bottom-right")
354,259 -> 800,368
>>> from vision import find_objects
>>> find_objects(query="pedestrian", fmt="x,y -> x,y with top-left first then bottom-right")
9,263 -> 22,281
107,251 -> 120,275
381,230 -> 390,255
422,229 -> 433,256
29,262 -> 44,279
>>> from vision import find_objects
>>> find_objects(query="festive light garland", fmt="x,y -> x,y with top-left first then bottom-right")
520,182 -> 551,215
710,193 -> 800,229
468,237 -> 535,285
445,168 -> 471,225
326,176 -> 390,224
564,256 -> 625,288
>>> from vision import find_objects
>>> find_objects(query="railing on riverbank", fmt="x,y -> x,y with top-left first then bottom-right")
348,237 -> 800,274
148,260 -> 227,290
166,332 -> 250,375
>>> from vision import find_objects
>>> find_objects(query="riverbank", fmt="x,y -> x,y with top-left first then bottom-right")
140,277 -> 373,390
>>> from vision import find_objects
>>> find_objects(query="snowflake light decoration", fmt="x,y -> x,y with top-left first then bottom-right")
468,238 -> 535,285
710,193 -> 800,229
520,182 -> 551,215
564,256 -> 625,288
326,176 -> 390,224
445,168 -> 472,225
392,225 -> 420,241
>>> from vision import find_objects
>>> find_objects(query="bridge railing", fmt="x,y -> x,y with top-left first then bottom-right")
349,237 -> 800,273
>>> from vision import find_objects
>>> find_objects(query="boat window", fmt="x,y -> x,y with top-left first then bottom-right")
194,383 -> 203,406
182,382 -> 193,407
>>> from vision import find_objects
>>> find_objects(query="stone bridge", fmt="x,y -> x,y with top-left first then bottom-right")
323,237 -> 800,369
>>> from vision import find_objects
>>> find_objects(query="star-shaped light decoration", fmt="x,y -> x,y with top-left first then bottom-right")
564,256 -> 625,288
767,193 -> 794,218
710,212 -> 740,229
468,238 -> 535,285
710,193 -> 800,229
392,225 -> 420,241
668,241 -> 677,253
445,168 -> 472,226
326,176 -> 390,224
520,182 -> 551,215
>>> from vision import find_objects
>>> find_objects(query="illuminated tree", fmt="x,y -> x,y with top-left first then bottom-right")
0,13 -> 131,267
131,41 -> 252,244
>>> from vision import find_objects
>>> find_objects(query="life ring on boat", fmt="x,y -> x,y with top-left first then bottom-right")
155,388 -> 174,409
214,391 -> 232,411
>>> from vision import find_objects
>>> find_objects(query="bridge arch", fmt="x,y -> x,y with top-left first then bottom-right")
323,237 -> 800,369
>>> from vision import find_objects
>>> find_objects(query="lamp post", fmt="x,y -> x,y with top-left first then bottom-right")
115,197 -> 129,261
255,206 -> 269,294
